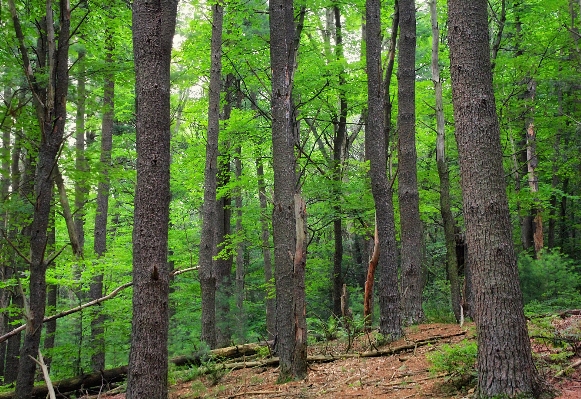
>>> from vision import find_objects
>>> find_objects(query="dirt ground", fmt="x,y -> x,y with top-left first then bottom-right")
100,319 -> 581,399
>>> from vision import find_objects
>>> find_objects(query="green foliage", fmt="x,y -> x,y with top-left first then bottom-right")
428,340 -> 477,390
519,249 -> 581,315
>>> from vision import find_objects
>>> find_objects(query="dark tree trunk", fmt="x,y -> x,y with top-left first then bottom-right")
42,215 -> 57,373
256,160 -> 275,341
429,0 -> 461,322
447,1 -> 544,397
234,146 -> 245,342
365,0 -> 402,340
91,31 -> 115,373
331,4 -> 347,318
9,0 -> 72,396
215,74 -> 236,348
269,0 -> 307,381
198,2 -> 223,349
126,1 -> 177,398
397,0 -> 424,325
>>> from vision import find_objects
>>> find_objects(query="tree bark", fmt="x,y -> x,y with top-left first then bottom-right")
331,4 -> 347,318
365,0 -> 402,340
126,1 -> 177,398
199,2 -> 224,349
447,1 -> 544,397
269,0 -> 307,381
397,0 -> 424,325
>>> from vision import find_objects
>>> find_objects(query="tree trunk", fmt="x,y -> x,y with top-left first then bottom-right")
126,1 -> 177,398
447,1 -> 544,397
331,4 -> 347,318
91,30 -> 115,373
9,0 -> 72,396
429,0 -> 461,322
199,1 -> 223,349
215,74 -> 235,349
234,147 -> 245,343
269,0 -> 307,381
256,160 -> 275,341
365,0 -> 402,340
397,0 -> 424,325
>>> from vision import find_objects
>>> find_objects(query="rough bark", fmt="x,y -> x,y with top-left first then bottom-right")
365,0 -> 402,340
429,0 -> 461,322
397,0 -> 424,325
126,1 -> 177,398
91,30 -> 115,372
447,1 -> 544,397
269,0 -> 307,381
199,2 -> 224,349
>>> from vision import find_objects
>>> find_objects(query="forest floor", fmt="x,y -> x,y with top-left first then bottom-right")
99,317 -> 581,399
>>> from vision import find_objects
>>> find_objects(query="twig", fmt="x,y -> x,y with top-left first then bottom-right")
226,390 -> 280,398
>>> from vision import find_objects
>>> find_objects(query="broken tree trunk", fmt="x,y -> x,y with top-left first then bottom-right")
363,219 -> 379,327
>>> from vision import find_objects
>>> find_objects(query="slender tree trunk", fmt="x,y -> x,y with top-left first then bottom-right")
215,74 -> 236,348
331,4 -> 347,318
42,213 -> 57,374
429,0 -> 461,322
256,160 -> 275,341
10,0 -> 72,396
234,147 -> 245,342
126,1 -> 177,398
199,1 -> 224,349
91,31 -> 115,372
447,1 -> 544,396
397,0 -> 424,325
366,0 -> 402,340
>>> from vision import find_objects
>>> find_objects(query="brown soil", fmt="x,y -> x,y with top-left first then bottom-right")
97,320 -> 581,399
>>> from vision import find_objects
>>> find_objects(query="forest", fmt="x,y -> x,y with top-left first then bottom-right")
0,0 -> 580,398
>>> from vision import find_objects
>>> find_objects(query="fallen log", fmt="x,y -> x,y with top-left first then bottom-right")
0,331 -> 466,399
196,331 -> 468,373
0,342 -> 265,399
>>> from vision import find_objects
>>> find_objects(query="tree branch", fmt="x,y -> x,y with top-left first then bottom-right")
0,267 -> 198,344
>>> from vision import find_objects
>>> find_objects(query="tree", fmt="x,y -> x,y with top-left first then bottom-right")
447,1 -> 544,397
397,0 -> 424,325
7,0 -> 72,396
126,1 -> 178,398
429,0 -> 461,322
91,28 -> 115,371
365,0 -> 402,339
199,1 -> 224,349
269,0 -> 307,381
